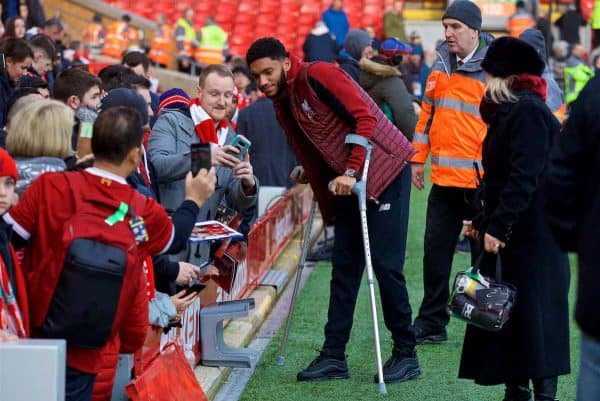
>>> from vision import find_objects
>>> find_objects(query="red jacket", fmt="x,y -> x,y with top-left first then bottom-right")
273,56 -> 415,223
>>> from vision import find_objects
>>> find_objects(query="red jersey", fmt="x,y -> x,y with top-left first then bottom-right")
4,167 -> 174,373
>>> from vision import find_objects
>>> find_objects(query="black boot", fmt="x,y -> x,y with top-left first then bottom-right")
503,380 -> 533,401
297,349 -> 350,382
533,377 -> 558,401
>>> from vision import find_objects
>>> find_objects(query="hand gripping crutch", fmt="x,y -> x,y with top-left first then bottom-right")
346,134 -> 387,395
276,197 -> 318,366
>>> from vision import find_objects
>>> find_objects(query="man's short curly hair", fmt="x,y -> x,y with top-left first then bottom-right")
246,37 -> 288,66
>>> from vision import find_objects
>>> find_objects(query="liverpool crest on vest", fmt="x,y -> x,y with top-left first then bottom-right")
301,99 -> 316,120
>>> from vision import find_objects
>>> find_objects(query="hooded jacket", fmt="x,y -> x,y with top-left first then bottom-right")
303,23 -> 338,63
519,29 -> 567,122
412,32 -> 493,189
358,57 -> 417,141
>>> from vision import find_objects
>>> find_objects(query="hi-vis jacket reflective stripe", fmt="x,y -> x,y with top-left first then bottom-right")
174,18 -> 197,55
412,33 -> 493,189
149,25 -> 174,66
195,24 -> 227,65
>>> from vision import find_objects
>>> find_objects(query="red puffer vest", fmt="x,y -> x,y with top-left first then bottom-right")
274,61 -> 415,223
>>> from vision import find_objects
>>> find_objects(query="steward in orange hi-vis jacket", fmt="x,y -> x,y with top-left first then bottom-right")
412,0 -> 491,345
411,31 -> 493,189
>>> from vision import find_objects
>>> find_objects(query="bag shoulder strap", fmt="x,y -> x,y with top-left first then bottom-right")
472,251 -> 503,282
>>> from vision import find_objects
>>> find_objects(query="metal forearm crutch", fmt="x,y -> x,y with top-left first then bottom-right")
276,197 -> 318,366
346,134 -> 387,395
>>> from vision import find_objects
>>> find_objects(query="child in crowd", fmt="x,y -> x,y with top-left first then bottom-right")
0,148 -> 28,341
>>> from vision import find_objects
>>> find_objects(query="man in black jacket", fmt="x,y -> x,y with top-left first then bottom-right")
236,97 -> 296,188
545,75 -> 600,401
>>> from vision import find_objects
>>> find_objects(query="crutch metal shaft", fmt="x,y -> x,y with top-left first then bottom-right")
276,198 -> 318,366
346,134 -> 387,395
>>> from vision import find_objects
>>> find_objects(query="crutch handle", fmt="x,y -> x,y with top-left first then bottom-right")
345,134 -> 372,210
344,134 -> 372,151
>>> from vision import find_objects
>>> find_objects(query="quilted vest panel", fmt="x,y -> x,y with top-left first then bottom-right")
289,63 -> 416,200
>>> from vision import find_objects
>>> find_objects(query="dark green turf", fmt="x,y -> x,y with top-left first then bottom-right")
241,176 -> 579,401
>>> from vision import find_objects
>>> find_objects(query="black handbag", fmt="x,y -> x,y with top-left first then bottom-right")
447,252 -> 516,331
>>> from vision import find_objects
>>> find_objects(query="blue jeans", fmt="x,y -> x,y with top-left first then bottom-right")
65,367 -> 96,401
577,333 -> 600,401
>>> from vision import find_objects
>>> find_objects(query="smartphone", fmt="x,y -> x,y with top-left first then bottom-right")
227,135 -> 252,161
184,280 -> 205,296
190,143 -> 211,176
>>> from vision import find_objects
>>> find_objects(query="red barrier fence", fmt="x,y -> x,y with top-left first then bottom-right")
155,184 -> 314,365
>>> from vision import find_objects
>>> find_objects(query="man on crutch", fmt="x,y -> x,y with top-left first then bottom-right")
246,37 -> 419,385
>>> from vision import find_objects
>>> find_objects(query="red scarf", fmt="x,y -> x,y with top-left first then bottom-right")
511,73 -> 547,102
189,98 -> 229,144
0,253 -> 26,338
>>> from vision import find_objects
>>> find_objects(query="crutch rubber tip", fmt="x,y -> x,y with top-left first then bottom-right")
378,383 -> 388,395
275,355 -> 285,366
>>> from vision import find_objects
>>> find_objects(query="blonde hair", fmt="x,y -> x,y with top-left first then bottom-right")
6,100 -> 74,159
484,76 -> 518,105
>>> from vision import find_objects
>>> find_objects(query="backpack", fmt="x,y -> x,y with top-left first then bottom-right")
41,172 -> 146,348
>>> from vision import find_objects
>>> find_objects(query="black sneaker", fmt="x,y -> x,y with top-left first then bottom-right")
297,350 -> 350,382
306,243 -> 334,262
373,350 -> 421,383
414,326 -> 448,344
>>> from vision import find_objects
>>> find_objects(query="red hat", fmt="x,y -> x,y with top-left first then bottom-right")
0,149 -> 18,182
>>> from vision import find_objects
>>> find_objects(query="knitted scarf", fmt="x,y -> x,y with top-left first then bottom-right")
189,98 -> 229,145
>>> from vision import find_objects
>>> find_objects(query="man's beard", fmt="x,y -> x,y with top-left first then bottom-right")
275,70 -> 287,98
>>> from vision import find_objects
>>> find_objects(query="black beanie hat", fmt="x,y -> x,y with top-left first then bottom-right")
482,36 -> 545,78
442,0 -> 482,31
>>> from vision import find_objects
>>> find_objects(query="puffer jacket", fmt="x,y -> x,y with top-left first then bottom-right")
359,57 -> 418,141
15,156 -> 67,195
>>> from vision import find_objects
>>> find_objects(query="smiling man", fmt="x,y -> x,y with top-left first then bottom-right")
246,37 -> 417,385
148,64 -> 258,266
410,0 -> 493,346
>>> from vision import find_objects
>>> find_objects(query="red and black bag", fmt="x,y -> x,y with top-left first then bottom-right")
41,172 -> 145,348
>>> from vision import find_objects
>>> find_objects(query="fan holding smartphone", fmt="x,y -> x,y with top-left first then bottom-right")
148,65 -> 259,284
226,135 -> 252,161
191,143 -> 212,176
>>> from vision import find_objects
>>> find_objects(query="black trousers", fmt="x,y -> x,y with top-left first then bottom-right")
414,184 -> 480,331
323,167 -> 414,354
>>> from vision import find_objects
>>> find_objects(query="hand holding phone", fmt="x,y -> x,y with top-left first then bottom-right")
183,280 -> 206,296
227,135 -> 252,161
191,143 -> 212,176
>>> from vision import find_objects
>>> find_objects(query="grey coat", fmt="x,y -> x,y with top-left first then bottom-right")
148,108 -> 259,264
